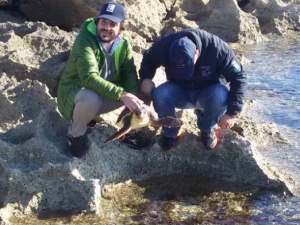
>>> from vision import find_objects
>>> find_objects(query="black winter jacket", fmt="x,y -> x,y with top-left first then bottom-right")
139,28 -> 247,117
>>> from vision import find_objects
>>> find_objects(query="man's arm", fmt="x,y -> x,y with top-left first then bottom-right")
75,42 -> 126,101
119,40 -> 139,96
139,36 -> 171,81
139,37 -> 171,97
219,56 -> 246,129
139,49 -> 160,82
218,46 -> 247,117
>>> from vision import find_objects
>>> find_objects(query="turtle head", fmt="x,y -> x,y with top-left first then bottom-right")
134,105 -> 149,119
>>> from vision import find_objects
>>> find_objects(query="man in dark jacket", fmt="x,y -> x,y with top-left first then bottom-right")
139,28 -> 247,151
57,2 -> 151,158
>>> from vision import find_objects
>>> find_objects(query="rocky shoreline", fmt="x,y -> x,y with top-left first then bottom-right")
0,0 -> 299,223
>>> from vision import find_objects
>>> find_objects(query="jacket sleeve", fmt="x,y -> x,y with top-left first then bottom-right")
217,47 -> 247,116
139,37 -> 169,81
118,40 -> 139,95
73,32 -> 126,101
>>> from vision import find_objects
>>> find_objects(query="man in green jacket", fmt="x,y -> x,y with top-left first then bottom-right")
57,2 -> 148,158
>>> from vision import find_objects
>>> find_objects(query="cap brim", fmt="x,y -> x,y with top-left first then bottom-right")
95,15 -> 123,23
170,62 -> 194,80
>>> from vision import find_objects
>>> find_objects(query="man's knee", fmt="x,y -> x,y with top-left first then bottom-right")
75,88 -> 99,101
213,85 -> 228,104
152,86 -> 168,103
138,91 -> 152,106
75,88 -> 102,111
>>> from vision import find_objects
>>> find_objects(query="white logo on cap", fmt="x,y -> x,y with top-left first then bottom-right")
106,4 -> 115,12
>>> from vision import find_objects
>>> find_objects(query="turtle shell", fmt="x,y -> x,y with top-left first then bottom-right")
103,104 -> 183,144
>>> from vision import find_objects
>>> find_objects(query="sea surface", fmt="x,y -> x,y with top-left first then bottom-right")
12,32 -> 300,225
236,31 -> 300,224
240,32 -> 300,199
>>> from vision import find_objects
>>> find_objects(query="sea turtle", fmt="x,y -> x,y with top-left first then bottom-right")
103,104 -> 183,144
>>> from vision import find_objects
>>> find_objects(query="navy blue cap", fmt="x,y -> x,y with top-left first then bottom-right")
169,38 -> 196,80
95,2 -> 127,23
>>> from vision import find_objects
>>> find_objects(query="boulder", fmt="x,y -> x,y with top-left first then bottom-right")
5,0 -> 298,43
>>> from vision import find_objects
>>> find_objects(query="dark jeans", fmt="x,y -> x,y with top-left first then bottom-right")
152,81 -> 228,138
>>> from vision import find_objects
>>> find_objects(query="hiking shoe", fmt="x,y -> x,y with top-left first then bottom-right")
67,134 -> 90,158
87,120 -> 97,128
160,136 -> 177,152
121,132 -> 155,150
201,130 -> 217,150
87,116 -> 104,127
160,129 -> 184,152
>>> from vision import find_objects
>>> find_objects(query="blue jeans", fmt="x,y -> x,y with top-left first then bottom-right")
152,81 -> 228,138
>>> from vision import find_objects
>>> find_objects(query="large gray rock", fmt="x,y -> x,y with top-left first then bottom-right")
18,0 -> 98,31
0,2 -> 299,222
9,0 -> 299,43
240,0 -> 300,34
0,20 -> 75,96
0,75 -> 292,221
182,0 -> 264,43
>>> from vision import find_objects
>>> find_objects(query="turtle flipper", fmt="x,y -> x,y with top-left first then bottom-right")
151,116 -> 183,128
116,107 -> 131,124
103,127 -> 132,144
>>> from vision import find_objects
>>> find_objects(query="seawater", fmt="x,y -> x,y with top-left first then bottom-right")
240,32 -> 300,200
242,32 -> 300,131
11,33 -> 300,225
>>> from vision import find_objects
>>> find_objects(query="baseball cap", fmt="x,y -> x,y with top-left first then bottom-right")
95,2 -> 127,23
169,38 -> 196,80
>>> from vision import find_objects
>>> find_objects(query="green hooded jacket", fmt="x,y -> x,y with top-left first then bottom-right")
57,18 -> 139,122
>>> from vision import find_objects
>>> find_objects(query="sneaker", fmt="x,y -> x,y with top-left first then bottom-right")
67,134 -> 89,158
121,132 -> 155,150
87,116 -> 104,127
87,120 -> 97,128
201,130 -> 217,150
160,129 -> 184,152
160,136 -> 177,152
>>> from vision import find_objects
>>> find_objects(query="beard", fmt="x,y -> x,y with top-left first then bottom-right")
98,29 -> 118,43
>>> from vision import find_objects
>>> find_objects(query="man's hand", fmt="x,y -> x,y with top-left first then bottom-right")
219,114 -> 236,130
140,79 -> 155,98
120,92 -> 144,112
